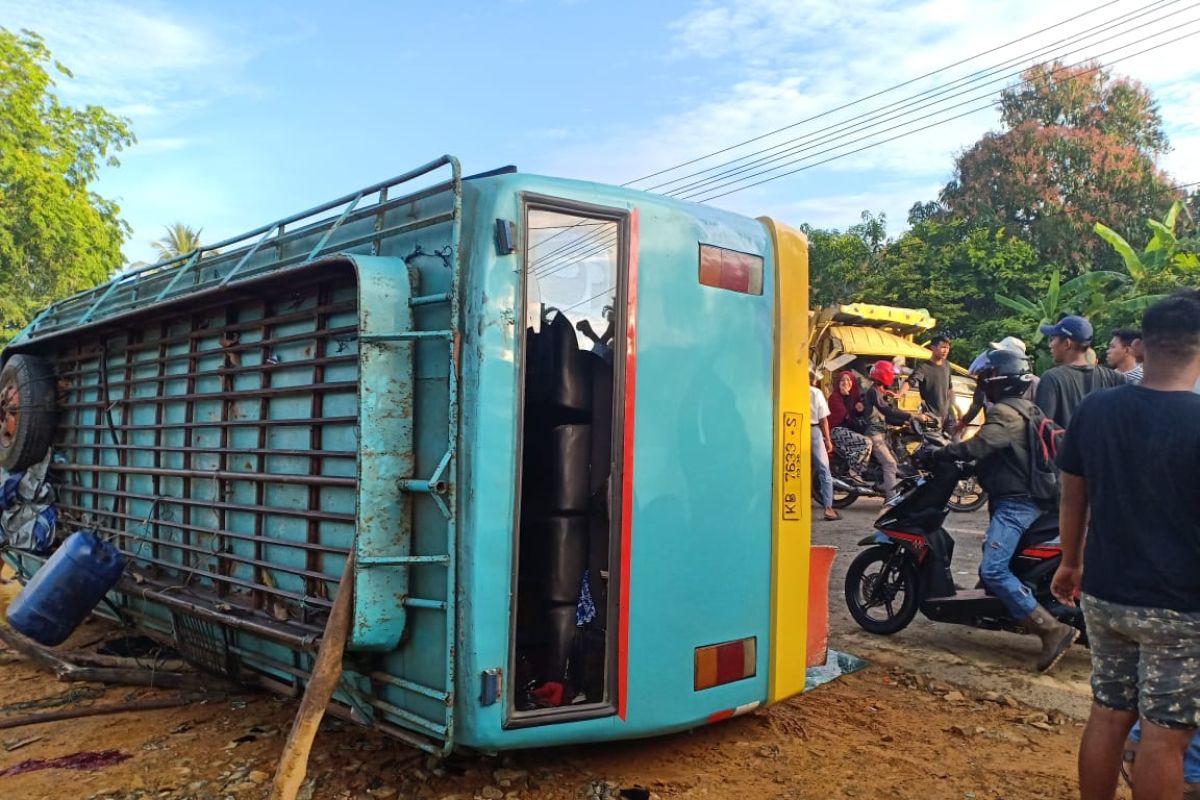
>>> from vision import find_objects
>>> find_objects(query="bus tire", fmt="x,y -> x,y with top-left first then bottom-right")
0,354 -> 57,471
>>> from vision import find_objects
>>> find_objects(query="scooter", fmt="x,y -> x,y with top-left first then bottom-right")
843,457 -> 1085,638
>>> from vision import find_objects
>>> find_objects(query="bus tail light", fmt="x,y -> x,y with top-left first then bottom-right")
699,245 -> 763,295
694,636 -> 757,690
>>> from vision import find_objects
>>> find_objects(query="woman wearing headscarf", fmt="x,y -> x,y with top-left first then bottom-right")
827,370 -> 872,480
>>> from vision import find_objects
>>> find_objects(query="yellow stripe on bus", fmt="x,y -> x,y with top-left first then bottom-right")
760,218 -> 812,703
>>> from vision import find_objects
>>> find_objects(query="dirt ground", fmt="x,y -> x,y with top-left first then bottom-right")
0,501 -> 1114,800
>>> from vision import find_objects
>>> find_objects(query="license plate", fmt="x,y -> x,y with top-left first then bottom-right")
782,411 -> 805,520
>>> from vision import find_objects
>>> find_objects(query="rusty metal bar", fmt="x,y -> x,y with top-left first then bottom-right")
303,284 -> 328,619
303,193 -> 363,263
216,223 -> 280,289
151,319 -> 169,568
55,353 -> 358,391
55,463 -> 356,488
114,578 -> 325,648
403,598 -> 447,611
152,249 -> 206,303
58,415 -> 358,432
54,501 -> 350,556
368,672 -> 450,702
105,538 -> 336,610
55,322 -> 358,378
409,292 -> 451,307
42,157 -> 453,313
55,442 -> 354,460
57,380 -> 357,411
54,299 -> 357,363
71,180 -> 455,327
58,484 -> 355,525
367,697 -> 447,737
59,506 -> 345,584
181,310 -> 201,582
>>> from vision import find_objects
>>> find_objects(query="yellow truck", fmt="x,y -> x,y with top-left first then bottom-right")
809,303 -> 985,512
809,302 -> 976,419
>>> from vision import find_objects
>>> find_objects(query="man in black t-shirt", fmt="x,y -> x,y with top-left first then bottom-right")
1053,291 -> 1200,798
1035,315 -> 1125,427
900,333 -> 956,431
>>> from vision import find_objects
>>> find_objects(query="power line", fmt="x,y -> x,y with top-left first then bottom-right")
687,26 -> 1200,202
622,0 -> 1127,187
541,7 -> 1200,279
653,0 -> 1191,197
552,3 -> 1196,266
538,29 -> 1200,277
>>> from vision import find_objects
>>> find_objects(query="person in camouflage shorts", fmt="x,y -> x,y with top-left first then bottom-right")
1053,290 -> 1200,800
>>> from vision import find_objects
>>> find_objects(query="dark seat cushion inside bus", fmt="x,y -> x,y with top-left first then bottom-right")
552,424 -> 591,512
544,515 -> 587,604
549,312 -> 592,415
545,603 -> 578,683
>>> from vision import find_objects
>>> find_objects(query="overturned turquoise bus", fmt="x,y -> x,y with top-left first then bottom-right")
0,156 -> 825,754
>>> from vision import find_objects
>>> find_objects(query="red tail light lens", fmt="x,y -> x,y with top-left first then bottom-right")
694,636 -> 757,690
699,244 -> 763,295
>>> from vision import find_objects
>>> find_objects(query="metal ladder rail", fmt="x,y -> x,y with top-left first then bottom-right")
27,157 -> 460,338
358,158 -> 462,753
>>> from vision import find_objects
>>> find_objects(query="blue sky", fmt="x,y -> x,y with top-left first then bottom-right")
6,0 -> 1200,265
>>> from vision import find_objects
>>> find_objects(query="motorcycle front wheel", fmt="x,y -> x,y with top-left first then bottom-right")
845,545 -> 919,635
947,476 -> 987,513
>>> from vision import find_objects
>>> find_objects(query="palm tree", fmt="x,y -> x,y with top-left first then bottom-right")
151,223 -> 203,261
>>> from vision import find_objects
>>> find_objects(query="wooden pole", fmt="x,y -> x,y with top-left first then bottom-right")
269,555 -> 355,800
0,697 -> 193,731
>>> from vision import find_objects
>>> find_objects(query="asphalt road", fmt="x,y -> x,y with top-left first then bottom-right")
813,497 -> 1096,719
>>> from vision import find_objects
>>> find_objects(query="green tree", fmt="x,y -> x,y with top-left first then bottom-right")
937,61 -> 1178,275
151,223 -> 204,261
0,28 -> 133,335
867,218 -> 1042,360
802,211 -> 887,306
994,202 -> 1200,364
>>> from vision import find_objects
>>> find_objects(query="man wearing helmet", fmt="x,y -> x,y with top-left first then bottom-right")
936,349 -> 1079,673
861,359 -> 926,498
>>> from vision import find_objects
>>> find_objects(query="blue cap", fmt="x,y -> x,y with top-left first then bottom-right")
1039,315 -> 1094,343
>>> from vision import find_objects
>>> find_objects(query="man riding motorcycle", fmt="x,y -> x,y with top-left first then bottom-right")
934,349 -> 1079,672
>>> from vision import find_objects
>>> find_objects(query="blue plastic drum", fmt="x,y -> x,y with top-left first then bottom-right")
7,530 -> 125,646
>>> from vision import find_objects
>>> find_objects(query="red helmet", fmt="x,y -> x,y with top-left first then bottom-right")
869,359 -> 896,386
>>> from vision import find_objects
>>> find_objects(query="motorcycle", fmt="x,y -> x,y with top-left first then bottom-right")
823,417 -> 987,512
843,458 -> 1085,640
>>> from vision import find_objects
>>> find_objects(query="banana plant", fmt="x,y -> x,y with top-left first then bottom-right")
1093,201 -> 1199,292
995,269 -> 1129,342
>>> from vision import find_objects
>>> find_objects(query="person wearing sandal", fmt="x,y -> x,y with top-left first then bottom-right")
810,375 -> 840,521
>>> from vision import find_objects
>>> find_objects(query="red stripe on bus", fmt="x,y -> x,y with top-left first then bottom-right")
707,709 -> 734,724
618,209 -> 640,721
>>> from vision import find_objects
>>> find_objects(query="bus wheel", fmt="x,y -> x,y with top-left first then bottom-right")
0,354 -> 57,471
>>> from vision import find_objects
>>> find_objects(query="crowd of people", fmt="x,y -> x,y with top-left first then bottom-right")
808,292 -> 1200,799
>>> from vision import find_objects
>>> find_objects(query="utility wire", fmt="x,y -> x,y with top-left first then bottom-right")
623,0 -> 1128,186
542,28 -> 1200,273
539,8 -> 1200,280
547,4 -> 1196,267
687,26 -> 1200,202
653,0 -> 1191,197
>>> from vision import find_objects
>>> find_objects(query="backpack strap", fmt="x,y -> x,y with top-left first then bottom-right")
996,397 -> 1033,421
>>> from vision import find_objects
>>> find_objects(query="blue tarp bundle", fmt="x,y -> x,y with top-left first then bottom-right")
0,451 -> 57,554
